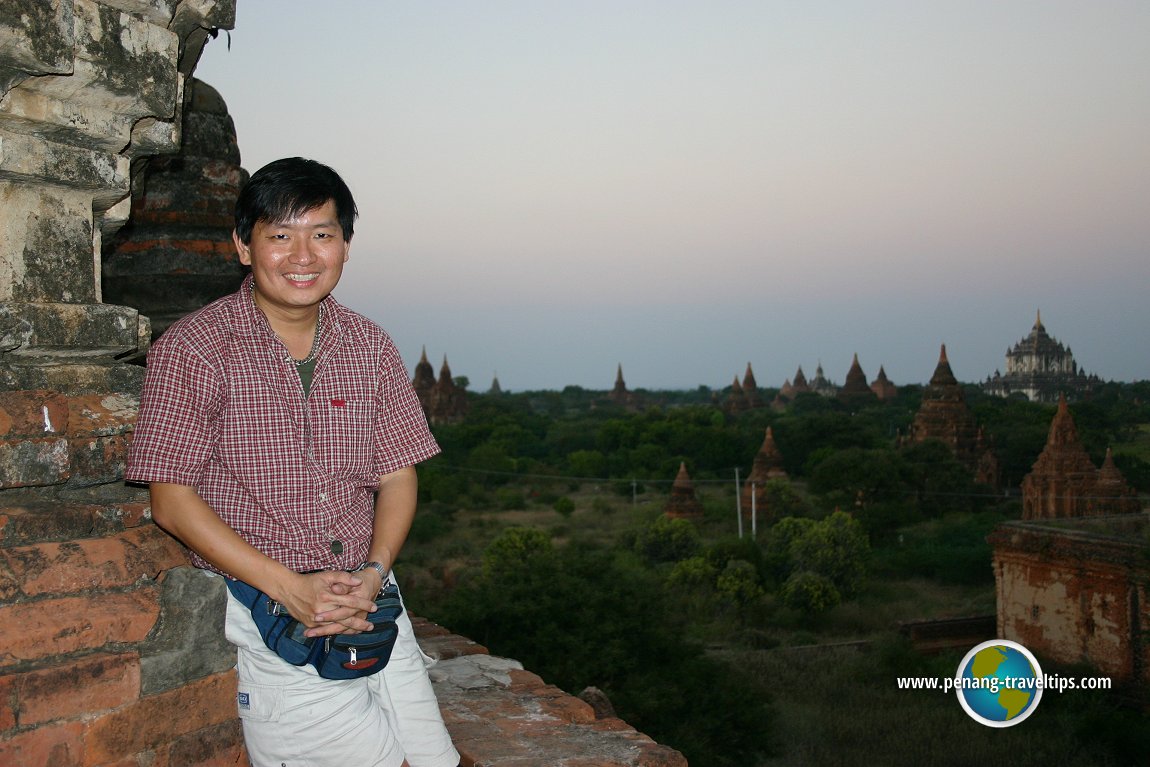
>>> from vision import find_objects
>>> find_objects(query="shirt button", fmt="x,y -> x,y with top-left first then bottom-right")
318,493 -> 327,501
331,540 -> 343,555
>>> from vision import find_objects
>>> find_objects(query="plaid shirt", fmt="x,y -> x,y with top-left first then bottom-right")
126,277 -> 440,573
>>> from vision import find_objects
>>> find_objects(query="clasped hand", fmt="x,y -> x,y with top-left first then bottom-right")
276,569 -> 384,638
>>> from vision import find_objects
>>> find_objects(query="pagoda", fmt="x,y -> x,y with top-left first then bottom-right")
983,311 -> 1097,402
837,354 -> 877,407
870,366 -> 898,401
664,463 -> 705,519
741,427 -> 788,522
742,363 -> 763,408
809,363 -> 837,397
422,355 -> 469,425
903,345 -> 999,488
102,79 -> 247,340
1021,396 -> 1140,519
412,347 -> 436,406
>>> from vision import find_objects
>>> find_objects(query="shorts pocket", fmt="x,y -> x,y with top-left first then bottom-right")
235,682 -> 284,723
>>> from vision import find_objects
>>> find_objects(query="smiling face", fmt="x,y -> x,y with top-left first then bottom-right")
233,199 -> 350,321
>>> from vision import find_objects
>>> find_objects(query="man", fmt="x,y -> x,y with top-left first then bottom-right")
127,157 -> 460,767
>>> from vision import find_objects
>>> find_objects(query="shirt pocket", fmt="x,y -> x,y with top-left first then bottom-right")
312,397 -> 374,476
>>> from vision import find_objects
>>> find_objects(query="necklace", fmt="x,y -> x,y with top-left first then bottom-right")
290,306 -> 324,366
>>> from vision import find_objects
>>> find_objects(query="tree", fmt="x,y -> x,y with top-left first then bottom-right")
634,516 -> 701,564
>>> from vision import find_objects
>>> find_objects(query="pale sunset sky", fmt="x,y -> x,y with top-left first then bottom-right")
195,1 -> 1150,392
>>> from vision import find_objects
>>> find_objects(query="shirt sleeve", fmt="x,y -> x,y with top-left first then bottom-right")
125,335 -> 221,487
372,341 -> 441,477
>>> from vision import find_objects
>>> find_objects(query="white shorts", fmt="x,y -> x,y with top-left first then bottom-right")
224,575 -> 460,767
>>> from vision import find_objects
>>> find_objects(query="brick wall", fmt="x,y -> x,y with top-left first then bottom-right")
990,516 -> 1150,686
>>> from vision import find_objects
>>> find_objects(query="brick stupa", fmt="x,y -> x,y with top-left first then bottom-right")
837,353 -> 877,406
903,344 -> 999,488
664,462 -> 705,519
741,426 -> 788,520
1021,395 -> 1140,519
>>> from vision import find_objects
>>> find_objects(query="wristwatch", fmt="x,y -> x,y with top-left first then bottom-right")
354,561 -> 387,581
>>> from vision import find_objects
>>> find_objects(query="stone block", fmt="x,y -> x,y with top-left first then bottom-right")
83,669 -> 237,765
0,436 -> 70,488
15,0 -> 179,120
160,718 -> 247,767
139,566 -> 234,695
0,500 -> 107,547
0,525 -> 185,597
0,133 -> 128,200
0,719 -> 85,767
69,433 -> 131,486
0,89 -> 135,154
0,184 -> 96,303
0,358 -> 146,394
67,393 -> 137,437
0,390 -> 68,438
0,653 -> 140,729
0,590 -> 160,667
0,302 -> 143,357
0,1 -> 73,76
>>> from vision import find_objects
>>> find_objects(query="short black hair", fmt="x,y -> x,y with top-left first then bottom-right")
234,157 -> 358,244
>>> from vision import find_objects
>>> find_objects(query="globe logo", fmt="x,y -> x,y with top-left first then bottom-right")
955,640 -> 1043,727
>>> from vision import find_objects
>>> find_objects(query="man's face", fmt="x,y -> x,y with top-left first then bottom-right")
233,199 -> 350,318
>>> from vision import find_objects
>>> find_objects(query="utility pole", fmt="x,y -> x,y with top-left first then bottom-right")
751,483 -> 757,539
735,467 -> 743,539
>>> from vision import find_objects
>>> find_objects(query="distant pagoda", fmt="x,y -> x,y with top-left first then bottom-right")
414,350 -> 468,425
903,344 -> 999,488
741,427 -> 788,522
870,365 -> 898,401
1021,395 -> 1140,519
983,311 -> 1097,403
809,363 -> 838,397
606,364 -> 641,410
837,353 -> 877,407
664,463 -> 705,519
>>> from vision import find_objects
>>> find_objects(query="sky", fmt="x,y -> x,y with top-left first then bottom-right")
195,1 -> 1150,392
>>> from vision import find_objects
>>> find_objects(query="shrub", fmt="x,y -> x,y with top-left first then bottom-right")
553,496 -> 576,517
781,570 -> 841,613
634,516 -> 701,564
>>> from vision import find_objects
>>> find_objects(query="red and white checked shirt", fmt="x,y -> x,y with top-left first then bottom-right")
126,277 -> 440,573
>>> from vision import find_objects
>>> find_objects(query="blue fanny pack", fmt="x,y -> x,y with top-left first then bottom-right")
226,577 -> 403,680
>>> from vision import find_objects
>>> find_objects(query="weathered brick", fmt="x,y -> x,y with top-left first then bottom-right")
0,437 -> 70,489
0,391 -> 68,439
0,673 -> 16,732
2,653 -> 139,728
112,501 -> 152,529
0,591 -> 160,667
0,719 -> 85,767
161,719 -> 246,767
65,394 -> 137,439
83,670 -> 237,766
2,526 -> 184,597
0,502 -> 106,547
68,434 -> 132,485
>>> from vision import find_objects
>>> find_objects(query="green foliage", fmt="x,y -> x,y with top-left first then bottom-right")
716,559 -> 765,606
436,537 -> 775,767
780,569 -> 841,613
481,527 -> 553,579
788,510 -> 869,596
495,487 -> 527,510
552,496 -> 575,517
667,555 -> 718,589
634,515 -> 701,564
407,502 -> 456,544
872,510 -> 1005,585
763,511 -> 869,599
